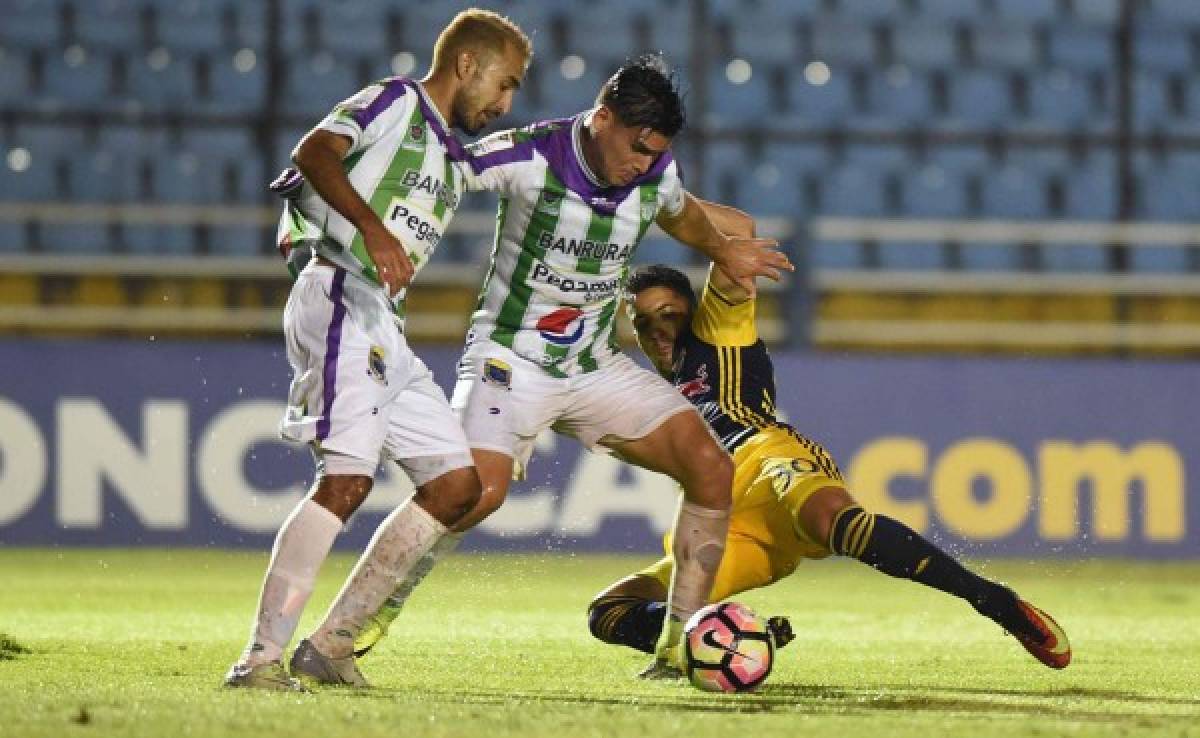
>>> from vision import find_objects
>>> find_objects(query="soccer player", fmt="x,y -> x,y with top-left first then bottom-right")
223,9 -> 533,691
353,55 -> 794,678
584,207 -> 1072,674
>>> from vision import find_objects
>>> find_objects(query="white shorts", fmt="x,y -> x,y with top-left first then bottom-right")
450,338 -> 696,477
279,262 -> 471,484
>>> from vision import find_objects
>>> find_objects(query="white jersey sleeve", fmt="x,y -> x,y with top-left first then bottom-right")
316,82 -> 414,156
460,129 -> 540,197
658,159 -> 686,218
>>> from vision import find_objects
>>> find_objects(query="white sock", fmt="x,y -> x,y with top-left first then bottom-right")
309,501 -> 448,658
240,499 -> 342,667
380,530 -> 463,613
666,500 -> 730,623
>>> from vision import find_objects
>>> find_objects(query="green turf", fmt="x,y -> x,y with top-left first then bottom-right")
0,549 -> 1197,738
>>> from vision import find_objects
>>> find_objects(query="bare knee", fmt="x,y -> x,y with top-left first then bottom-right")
311,474 -> 374,522
683,443 -> 734,509
798,486 -> 858,547
414,466 -> 482,528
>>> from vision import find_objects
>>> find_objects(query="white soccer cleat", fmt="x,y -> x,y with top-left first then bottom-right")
289,638 -> 370,688
223,661 -> 308,692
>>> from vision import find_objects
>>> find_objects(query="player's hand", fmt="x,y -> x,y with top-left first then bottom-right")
715,236 -> 793,298
362,223 -> 414,296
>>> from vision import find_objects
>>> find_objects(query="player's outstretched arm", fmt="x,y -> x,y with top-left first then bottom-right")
656,191 -> 791,297
292,130 -> 414,295
694,199 -> 757,304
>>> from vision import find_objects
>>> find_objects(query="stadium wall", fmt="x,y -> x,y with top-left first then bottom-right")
0,340 -> 1194,558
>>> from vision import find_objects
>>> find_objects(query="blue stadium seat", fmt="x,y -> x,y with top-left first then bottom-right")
927,146 -> 991,174
785,69 -> 854,126
761,142 -> 828,178
1128,245 -> 1189,273
317,0 -> 389,56
0,49 -> 34,107
739,163 -> 804,216
710,0 -> 822,23
835,0 -> 905,21
565,5 -> 640,62
640,1 -> 691,61
273,127 -> 309,172
535,61 -> 609,120
1072,0 -> 1120,25
41,48 -> 117,111
150,152 -> 221,204
281,52 -> 361,117
973,25 -> 1039,69
0,147 -> 58,201
994,0 -> 1059,23
75,0 -> 143,50
632,238 -> 690,265
0,0 -> 62,48
1042,243 -> 1109,272
1133,72 -> 1173,134
12,125 -> 87,159
1048,28 -> 1114,73
960,240 -> 1023,270
96,125 -> 169,158
913,0 -> 982,22
892,23 -> 959,70
899,165 -> 968,218
1025,68 -> 1104,133
858,68 -> 935,129
65,151 -> 136,203
726,18 -> 799,64
0,222 -> 27,253
203,50 -> 266,114
945,70 -> 1014,129
279,0 -> 319,53
1148,0 -> 1200,26
155,0 -> 224,53
231,2 -> 267,50
880,240 -> 944,270
1006,148 -> 1071,177
981,165 -> 1047,218
810,240 -> 866,269
844,143 -> 913,169
124,51 -> 197,113
1062,160 -> 1117,220
699,140 -> 752,204
1137,166 -> 1200,221
1134,26 -> 1193,74
811,20 -> 877,66
705,63 -> 775,127
820,165 -> 889,217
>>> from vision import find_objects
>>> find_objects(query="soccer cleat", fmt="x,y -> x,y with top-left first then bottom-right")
637,658 -> 685,681
1010,600 -> 1072,669
289,638 -> 371,687
223,661 -> 308,692
766,616 -> 794,650
353,613 -> 390,658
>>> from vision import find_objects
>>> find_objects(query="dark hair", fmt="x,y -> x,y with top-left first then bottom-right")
627,264 -> 696,308
597,54 -> 686,137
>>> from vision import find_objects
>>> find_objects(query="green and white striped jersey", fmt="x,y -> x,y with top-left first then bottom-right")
459,112 -> 686,377
275,77 -> 471,319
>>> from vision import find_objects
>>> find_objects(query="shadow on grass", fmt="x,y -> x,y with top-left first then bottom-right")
0,633 -> 31,661
330,680 -> 1200,724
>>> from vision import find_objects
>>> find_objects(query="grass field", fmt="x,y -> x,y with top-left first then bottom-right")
1,549 -> 1197,738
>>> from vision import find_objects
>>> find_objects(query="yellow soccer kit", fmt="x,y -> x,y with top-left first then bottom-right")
636,276 -> 848,601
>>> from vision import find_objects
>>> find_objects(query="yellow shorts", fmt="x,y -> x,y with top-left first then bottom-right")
638,426 -> 846,602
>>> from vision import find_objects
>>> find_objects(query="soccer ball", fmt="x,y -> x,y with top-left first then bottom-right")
683,602 -> 774,693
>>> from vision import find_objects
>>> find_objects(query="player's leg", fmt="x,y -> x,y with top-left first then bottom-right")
294,356 -> 482,684
226,265 -> 386,690
796,484 -> 1071,669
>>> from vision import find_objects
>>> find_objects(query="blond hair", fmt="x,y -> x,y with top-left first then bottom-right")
432,8 -> 532,72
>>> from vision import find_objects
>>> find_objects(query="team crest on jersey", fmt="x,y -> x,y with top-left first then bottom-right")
410,123 -> 425,141
536,307 -> 586,346
677,364 -> 711,399
367,346 -> 388,385
482,358 -> 512,388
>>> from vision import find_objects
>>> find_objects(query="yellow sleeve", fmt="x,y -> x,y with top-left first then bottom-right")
691,278 -> 757,346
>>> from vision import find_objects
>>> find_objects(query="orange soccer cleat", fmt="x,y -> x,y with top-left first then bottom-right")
1011,600 -> 1072,669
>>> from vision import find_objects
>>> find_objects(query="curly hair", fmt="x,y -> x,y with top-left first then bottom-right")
596,53 -> 686,137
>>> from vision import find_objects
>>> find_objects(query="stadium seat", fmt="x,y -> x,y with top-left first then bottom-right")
96,125 -> 169,159
739,163 -> 804,216
564,5 -> 640,62
926,145 -> 991,174
12,125 -> 87,160
317,0 -> 389,56
820,164 -> 889,217
972,24 -> 1039,70
1137,166 -> 1200,221
1147,0 -> 1200,26
811,20 -> 877,66
880,240 -> 944,270
726,18 -> 800,65
154,0 -> 224,53
891,22 -> 959,70
0,147 -> 59,201
1071,0 -> 1121,26
785,68 -> 854,126
281,52 -> 361,117
124,50 -> 198,113
835,0 -> 905,21
761,141 -> 828,177
1006,148 -> 1071,177
632,238 -> 691,265
810,240 -> 866,269
1048,27 -> 1114,73
638,1 -> 691,61
0,49 -> 34,107
981,165 -> 1048,219
899,165 -> 968,218
844,143 -> 913,169
698,140 -> 752,204
1134,26 -> 1193,74
0,222 -> 28,253
41,47 -> 117,111
994,0 -> 1059,23
945,70 -> 1014,129
1132,72 -> 1173,134
74,0 -> 143,50
535,61 -> 610,120
858,67 -> 935,129
913,0 -> 982,22
1025,68 -> 1105,133
0,0 -> 62,48
1042,243 -> 1109,272
203,49 -> 267,114
272,127 -> 309,172
230,2 -> 267,50
705,63 -> 776,127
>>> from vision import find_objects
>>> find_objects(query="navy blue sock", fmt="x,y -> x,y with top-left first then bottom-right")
587,595 -> 667,654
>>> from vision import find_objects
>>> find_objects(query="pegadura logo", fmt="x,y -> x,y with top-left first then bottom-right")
536,307 -> 586,346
